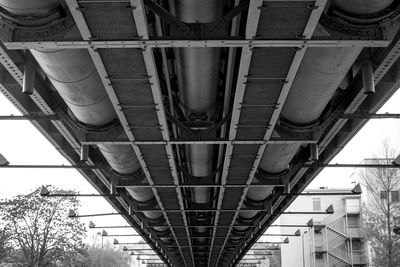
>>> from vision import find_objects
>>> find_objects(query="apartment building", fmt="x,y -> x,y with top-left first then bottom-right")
280,187 -> 367,267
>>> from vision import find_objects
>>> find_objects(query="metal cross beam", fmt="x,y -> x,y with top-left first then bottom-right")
4,39 -> 389,50
114,184 -> 286,188
5,163 -> 392,170
341,113 -> 400,119
0,114 -> 58,120
0,164 -> 98,169
133,209 -> 332,214
81,138 -> 317,145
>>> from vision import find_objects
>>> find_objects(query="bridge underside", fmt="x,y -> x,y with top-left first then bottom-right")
0,0 -> 400,266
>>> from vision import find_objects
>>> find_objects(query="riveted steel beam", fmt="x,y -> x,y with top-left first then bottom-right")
4,39 -> 389,50
81,139 -> 317,145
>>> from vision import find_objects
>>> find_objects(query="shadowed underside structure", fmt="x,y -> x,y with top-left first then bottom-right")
0,0 -> 400,266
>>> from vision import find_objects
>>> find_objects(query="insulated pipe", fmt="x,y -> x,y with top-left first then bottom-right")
0,0 -> 60,15
169,0 -> 223,239
0,1 -> 165,229
330,0 -> 394,15
238,0 -> 393,222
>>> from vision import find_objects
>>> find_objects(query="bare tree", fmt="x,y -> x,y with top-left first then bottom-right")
360,141 -> 400,266
0,185 -> 87,266
0,222 -> 13,262
81,235 -> 131,267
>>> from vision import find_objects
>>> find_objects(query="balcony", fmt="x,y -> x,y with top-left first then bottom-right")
348,227 -> 364,239
345,199 -> 361,214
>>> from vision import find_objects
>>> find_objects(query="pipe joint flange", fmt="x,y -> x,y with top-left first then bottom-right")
237,214 -> 261,225
320,2 -> 400,40
177,164 -> 218,184
147,215 -> 166,225
231,228 -> 248,238
111,169 -> 143,179
276,117 -> 321,142
71,112 -> 121,133
154,228 -> 171,238
192,237 -> 210,246
243,196 -> 268,210
186,197 -> 215,209
0,6 -> 76,42
255,168 -> 289,183
192,212 -> 212,223
279,116 -> 321,133
111,169 -> 146,185
58,109 -> 122,140
227,238 -> 243,246
137,197 -> 159,210
192,231 -> 210,238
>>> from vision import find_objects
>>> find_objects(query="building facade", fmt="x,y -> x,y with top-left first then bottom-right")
280,187 -> 368,267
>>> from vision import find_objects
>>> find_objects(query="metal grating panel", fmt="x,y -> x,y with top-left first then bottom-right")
80,2 -> 139,39
256,1 -> 314,39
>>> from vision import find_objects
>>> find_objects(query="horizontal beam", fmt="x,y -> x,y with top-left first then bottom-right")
115,183 -> 286,188
43,193 -> 113,197
268,224 -> 309,227
132,209 -> 331,214
0,115 -> 58,120
4,39 -> 389,50
90,225 -> 132,229
148,224 -> 255,228
103,234 -> 140,237
70,213 -> 119,218
2,112 -> 396,121
304,163 -> 400,168
264,234 -> 299,237
82,138 -> 316,145
0,164 -> 98,169
124,249 -> 155,251
4,163 -> 394,170
146,224 -> 308,228
341,113 -> 400,119
281,191 -> 359,196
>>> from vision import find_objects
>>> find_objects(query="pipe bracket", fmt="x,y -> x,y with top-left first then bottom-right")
319,2 -> 400,41
0,6 -> 76,43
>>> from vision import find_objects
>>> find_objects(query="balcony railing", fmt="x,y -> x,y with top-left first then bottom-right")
329,246 -> 351,265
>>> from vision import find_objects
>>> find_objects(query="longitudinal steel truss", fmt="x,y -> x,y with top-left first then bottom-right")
1,0 -> 400,266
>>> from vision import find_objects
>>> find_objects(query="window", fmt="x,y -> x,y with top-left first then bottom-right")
391,191 -> 399,202
315,252 -> 324,260
313,198 -> 321,211
380,191 -> 388,200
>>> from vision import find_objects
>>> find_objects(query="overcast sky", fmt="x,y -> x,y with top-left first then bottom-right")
1,89 -> 400,259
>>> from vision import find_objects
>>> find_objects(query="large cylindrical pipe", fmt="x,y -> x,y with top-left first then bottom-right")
169,0 -> 223,243
239,0 -> 393,224
0,1 -> 165,229
330,0 -> 393,15
0,0 -> 60,15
